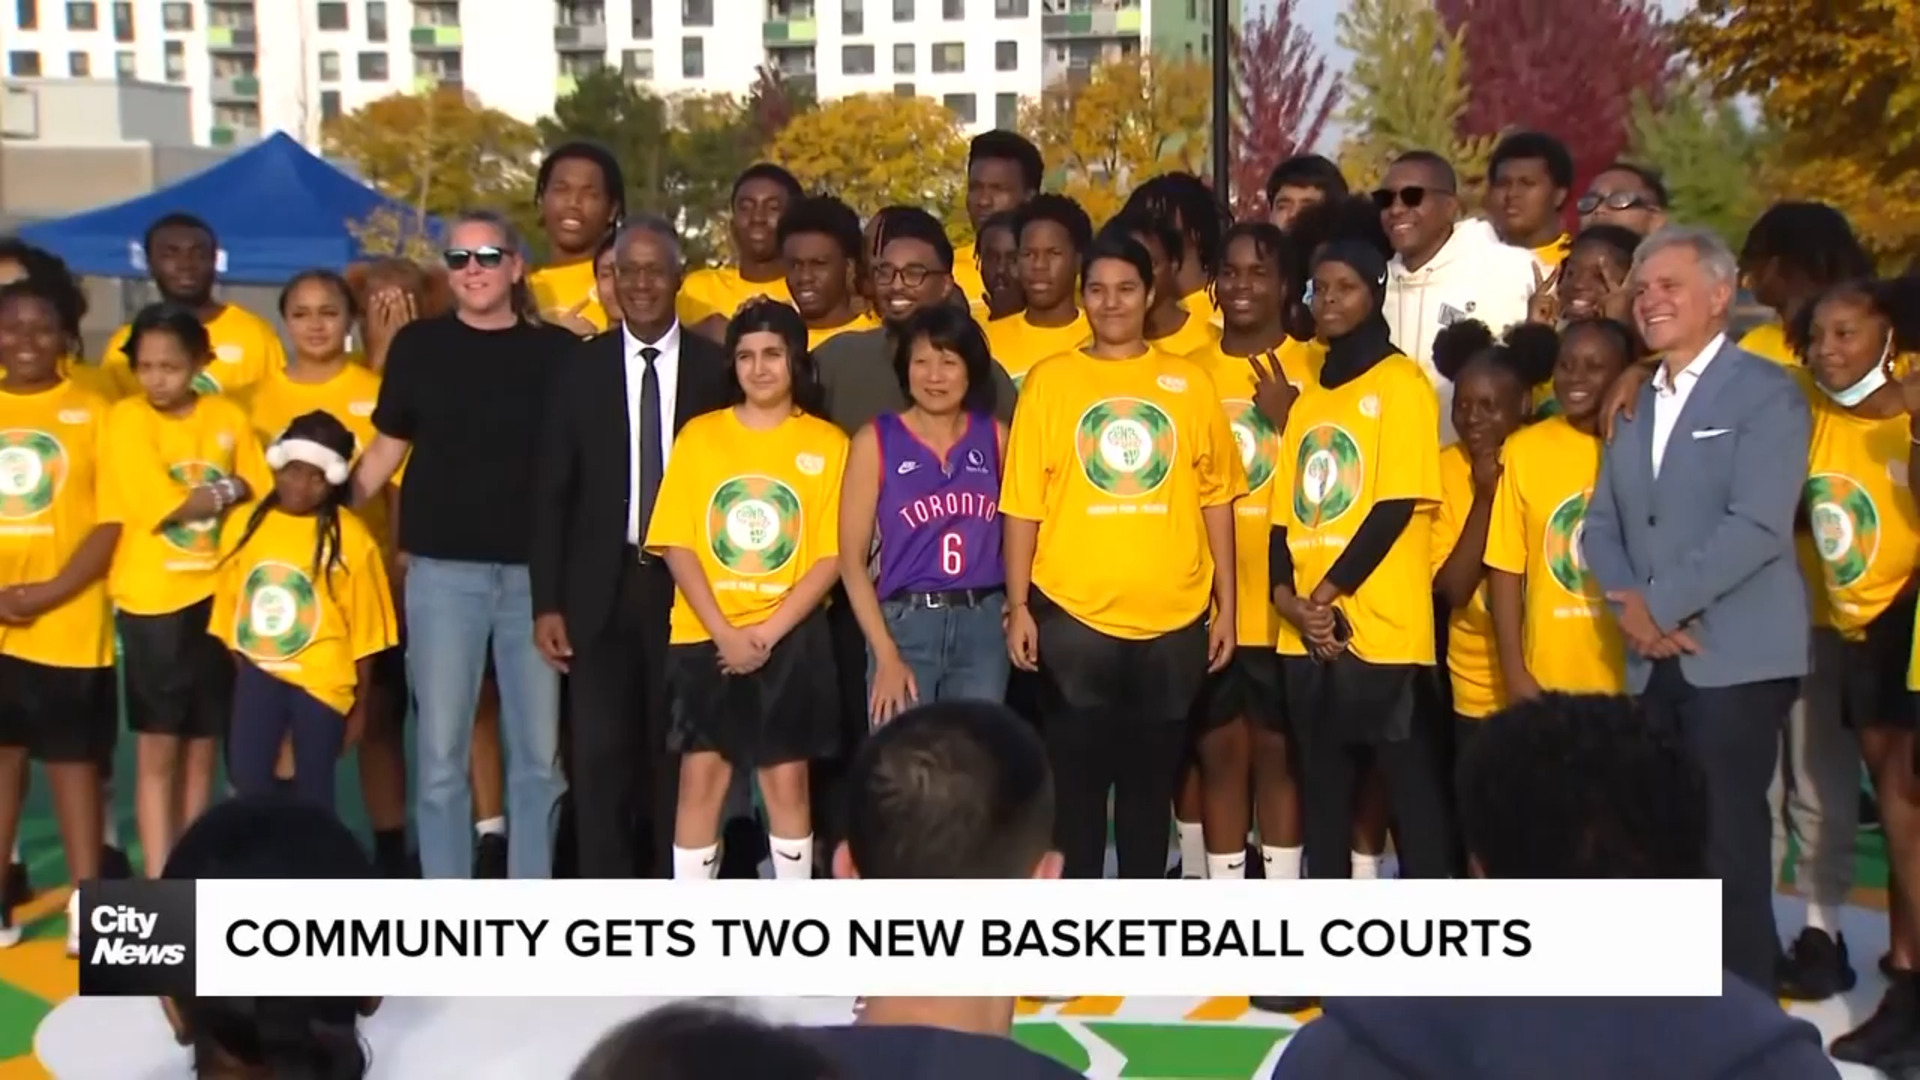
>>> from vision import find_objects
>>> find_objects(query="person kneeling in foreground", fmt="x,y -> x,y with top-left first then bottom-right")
574,1002 -> 840,1080
1273,692 -> 1838,1080
811,700 -> 1083,1079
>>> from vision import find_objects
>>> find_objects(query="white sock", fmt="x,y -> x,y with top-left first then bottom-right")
475,817 -> 506,839
768,834 -> 814,880
1176,820 -> 1206,878
1806,904 -> 1840,935
1205,851 -> 1247,879
1262,845 -> 1303,880
1352,852 -> 1381,880
672,843 -> 721,880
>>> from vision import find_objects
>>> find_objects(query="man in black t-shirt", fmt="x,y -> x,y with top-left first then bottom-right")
355,210 -> 579,882
806,701 -> 1081,1080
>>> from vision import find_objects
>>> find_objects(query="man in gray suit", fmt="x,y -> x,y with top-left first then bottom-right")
1581,226 -> 1811,992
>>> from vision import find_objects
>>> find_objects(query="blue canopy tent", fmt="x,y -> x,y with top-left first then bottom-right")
17,132 -> 442,284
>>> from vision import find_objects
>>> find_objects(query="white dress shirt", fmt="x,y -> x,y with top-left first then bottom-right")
625,321 -> 682,544
1649,332 -> 1727,479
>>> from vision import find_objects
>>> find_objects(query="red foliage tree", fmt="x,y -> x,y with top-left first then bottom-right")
1435,0 -> 1671,205
1230,0 -> 1342,218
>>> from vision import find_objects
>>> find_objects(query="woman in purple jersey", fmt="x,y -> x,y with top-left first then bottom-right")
838,306 -> 1010,724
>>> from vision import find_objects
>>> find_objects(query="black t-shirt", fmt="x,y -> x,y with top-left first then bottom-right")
808,1025 -> 1085,1080
372,314 -> 577,564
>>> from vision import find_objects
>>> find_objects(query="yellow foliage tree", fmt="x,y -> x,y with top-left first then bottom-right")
1019,57 -> 1212,226
1333,0 -> 1492,196
770,94 -> 970,242
323,87 -> 541,221
346,205 -> 442,263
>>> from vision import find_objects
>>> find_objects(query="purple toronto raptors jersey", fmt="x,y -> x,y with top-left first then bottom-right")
873,412 -> 1005,598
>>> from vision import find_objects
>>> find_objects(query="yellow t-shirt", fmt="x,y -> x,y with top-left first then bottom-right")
644,408 -> 848,645
1532,234 -> 1572,269
1739,322 -> 1797,368
808,312 -> 881,351
0,379 -> 114,669
1482,415 -> 1627,693
676,266 -> 794,329
1804,401 -> 1920,639
209,507 -> 398,715
98,393 -> 272,616
1152,310 -> 1223,358
1002,347 -> 1246,640
1190,339 -> 1319,646
985,311 -> 1092,387
101,303 -> 285,401
1270,354 -> 1441,664
952,242 -> 990,319
528,260 -> 610,332
58,356 -> 118,402
1183,287 -> 1222,329
1783,366 -> 1834,629
1431,443 -> 1503,719
246,362 -> 398,552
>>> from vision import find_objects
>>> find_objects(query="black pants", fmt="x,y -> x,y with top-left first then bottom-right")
1640,659 -> 1796,992
807,592 -> 870,854
1036,597 -> 1208,879
1283,654 -> 1455,880
566,556 -> 677,879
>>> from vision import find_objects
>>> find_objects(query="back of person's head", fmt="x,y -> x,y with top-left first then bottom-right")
836,700 -> 1061,880
1458,694 -> 1709,879
162,797 -> 377,1079
572,1003 -> 839,1080
1289,194 -> 1393,264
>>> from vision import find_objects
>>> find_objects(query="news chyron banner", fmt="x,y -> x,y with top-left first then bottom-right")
82,879 -> 1724,999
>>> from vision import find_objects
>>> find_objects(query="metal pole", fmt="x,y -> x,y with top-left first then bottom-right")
1209,0 -> 1232,202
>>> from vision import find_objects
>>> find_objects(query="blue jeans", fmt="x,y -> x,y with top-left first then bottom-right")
406,558 -> 564,879
868,597 -> 1010,706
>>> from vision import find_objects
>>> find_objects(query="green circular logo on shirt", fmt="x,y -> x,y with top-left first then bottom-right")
706,475 -> 802,575
235,561 -> 321,661
1075,398 -> 1176,496
161,461 -> 227,554
1806,473 -> 1880,589
0,430 -> 67,519
1544,491 -> 1593,595
1290,423 -> 1363,527
1224,399 -> 1278,493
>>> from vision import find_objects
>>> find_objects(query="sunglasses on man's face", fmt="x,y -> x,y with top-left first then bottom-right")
1371,185 -> 1451,210
1577,191 -> 1653,215
444,246 -> 507,271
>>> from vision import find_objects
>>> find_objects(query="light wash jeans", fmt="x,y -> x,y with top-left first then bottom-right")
867,597 -> 1011,705
406,558 -> 564,879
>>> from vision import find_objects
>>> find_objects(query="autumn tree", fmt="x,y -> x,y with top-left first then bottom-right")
537,68 -> 673,211
324,87 -> 541,221
1230,0 -> 1342,218
771,93 -> 970,236
1020,57 -> 1212,225
1627,83 -> 1764,247
1435,0 -> 1669,205
665,93 -> 763,266
1334,0 -> 1491,194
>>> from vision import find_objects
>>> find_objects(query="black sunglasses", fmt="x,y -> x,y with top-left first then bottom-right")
444,246 -> 507,271
1577,191 -> 1654,215
1371,185 -> 1451,210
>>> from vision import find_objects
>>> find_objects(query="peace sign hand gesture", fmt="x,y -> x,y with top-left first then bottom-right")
1249,350 -> 1299,429
1527,264 -> 1563,325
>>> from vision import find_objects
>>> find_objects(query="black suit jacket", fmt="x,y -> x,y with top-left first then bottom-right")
531,326 -> 731,644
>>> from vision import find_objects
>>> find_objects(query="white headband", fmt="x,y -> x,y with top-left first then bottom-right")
266,438 -> 350,486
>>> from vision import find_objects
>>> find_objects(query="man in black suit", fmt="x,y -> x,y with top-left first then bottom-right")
530,215 -> 731,879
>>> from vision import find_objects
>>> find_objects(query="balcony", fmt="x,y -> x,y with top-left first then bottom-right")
209,124 -> 261,147
206,25 -> 258,49
763,18 -> 817,44
410,26 -> 462,49
411,72 -> 463,92
555,24 -> 608,49
210,74 -> 260,100
1041,7 -> 1139,35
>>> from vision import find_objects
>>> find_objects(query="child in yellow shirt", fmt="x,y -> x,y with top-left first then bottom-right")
212,412 -> 398,813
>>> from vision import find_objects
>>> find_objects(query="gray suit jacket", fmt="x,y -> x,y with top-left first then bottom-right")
1582,341 -> 1811,692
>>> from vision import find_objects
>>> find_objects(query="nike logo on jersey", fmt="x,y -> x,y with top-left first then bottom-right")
897,460 -> 921,475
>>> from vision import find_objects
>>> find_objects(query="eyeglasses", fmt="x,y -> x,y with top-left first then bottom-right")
1577,191 -> 1654,215
444,246 -> 507,271
1371,186 -> 1451,210
872,264 -> 943,288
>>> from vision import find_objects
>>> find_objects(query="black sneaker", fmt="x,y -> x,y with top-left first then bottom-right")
98,845 -> 132,881
1250,996 -> 1319,1015
473,833 -> 508,879
1833,975 -> 1918,1064
2,860 -> 28,910
1776,928 -> 1857,1001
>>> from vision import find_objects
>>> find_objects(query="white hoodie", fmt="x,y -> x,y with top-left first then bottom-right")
1384,218 -> 1544,444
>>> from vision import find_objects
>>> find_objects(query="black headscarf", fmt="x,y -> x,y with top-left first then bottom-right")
1312,239 -> 1397,389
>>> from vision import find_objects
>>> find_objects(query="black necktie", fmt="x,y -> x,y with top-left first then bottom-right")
637,345 -> 663,550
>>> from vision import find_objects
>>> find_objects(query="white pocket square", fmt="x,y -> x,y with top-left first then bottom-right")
1691,428 -> 1731,440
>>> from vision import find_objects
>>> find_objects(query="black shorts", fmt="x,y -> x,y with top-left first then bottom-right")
1841,590 -> 1917,730
1280,652 -> 1422,746
116,598 -> 234,740
1192,646 -> 1285,735
371,644 -> 408,708
665,611 -> 840,769
0,655 -> 116,763
1032,591 -> 1208,722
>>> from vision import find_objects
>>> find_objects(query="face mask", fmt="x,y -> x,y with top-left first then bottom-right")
1822,333 -> 1896,408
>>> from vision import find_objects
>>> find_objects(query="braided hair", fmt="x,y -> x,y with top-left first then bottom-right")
224,410 -> 357,599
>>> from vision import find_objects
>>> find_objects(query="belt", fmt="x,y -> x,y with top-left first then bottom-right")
889,587 -> 1004,610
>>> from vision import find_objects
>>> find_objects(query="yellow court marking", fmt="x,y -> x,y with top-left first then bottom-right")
1014,998 -> 1045,1015
1055,996 -> 1125,1016
1183,997 -> 1250,1021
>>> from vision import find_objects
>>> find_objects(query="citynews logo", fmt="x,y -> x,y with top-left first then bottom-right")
77,879 -> 197,997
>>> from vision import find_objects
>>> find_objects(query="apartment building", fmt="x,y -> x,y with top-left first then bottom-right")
3,0 -> 1231,146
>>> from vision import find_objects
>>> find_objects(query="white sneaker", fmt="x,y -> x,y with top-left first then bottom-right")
65,889 -> 78,957
0,902 -> 19,949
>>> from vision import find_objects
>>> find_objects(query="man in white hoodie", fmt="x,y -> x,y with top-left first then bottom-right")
1375,150 -> 1543,443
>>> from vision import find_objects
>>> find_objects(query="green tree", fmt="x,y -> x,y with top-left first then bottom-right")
537,68 -> 673,212
1627,84 -> 1765,248
667,93 -> 763,267
1333,0 -> 1491,193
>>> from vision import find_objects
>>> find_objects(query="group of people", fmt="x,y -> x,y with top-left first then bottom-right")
0,120 -> 1915,1073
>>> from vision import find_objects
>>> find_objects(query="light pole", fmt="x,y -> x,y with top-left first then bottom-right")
1209,0 -> 1232,203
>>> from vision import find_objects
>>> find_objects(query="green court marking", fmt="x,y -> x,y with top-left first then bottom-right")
1088,1022 -> 1290,1079
0,978 -> 52,1059
1014,1022 -> 1094,1072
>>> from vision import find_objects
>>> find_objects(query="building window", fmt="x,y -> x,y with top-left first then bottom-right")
414,51 -> 460,79
621,48 -> 653,78
67,50 -> 89,76
892,81 -> 913,97
841,43 -> 873,74
319,50 -> 340,81
933,41 -> 963,72
163,39 -> 183,79
110,0 -> 130,40
994,0 -> 1026,15
357,50 -> 387,80
161,1 -> 190,29
559,51 -> 604,76
995,91 -> 1017,128
891,42 -> 913,73
115,49 -> 134,76
64,1 -> 93,30
317,1 -> 349,30
942,93 -> 974,123
943,0 -> 962,17
892,0 -> 911,21
320,89 -> 342,120
841,0 -> 861,35
8,51 -> 41,76
681,0 -> 711,27
15,0 -> 35,30
413,2 -> 457,26
995,39 -> 1015,70
681,35 -> 703,77
365,1 -> 385,41
631,0 -> 651,37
